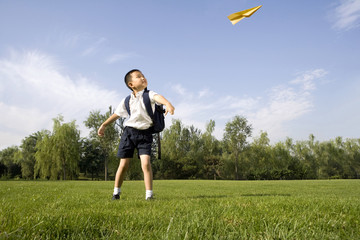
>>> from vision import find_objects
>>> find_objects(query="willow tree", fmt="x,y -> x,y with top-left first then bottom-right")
34,116 -> 80,180
34,130 -> 52,179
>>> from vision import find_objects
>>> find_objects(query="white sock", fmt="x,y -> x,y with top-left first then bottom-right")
146,190 -> 153,199
114,187 -> 121,195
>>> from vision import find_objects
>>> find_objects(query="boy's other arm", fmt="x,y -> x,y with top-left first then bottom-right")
153,94 -> 175,116
97,113 -> 120,137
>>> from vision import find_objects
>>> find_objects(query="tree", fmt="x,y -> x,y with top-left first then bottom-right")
84,107 -> 123,181
223,116 -> 252,180
34,116 -> 81,180
33,130 -> 52,179
246,131 -> 271,180
154,119 -> 181,179
202,120 -> 222,180
304,134 -> 320,179
14,132 -> 42,179
79,138 -> 104,180
344,138 -> 360,179
0,146 -> 21,179
186,125 -> 205,178
158,119 -> 203,179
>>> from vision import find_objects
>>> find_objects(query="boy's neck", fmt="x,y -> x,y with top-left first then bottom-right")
132,87 -> 146,96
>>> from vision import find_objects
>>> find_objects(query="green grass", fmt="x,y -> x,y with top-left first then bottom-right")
1,180 -> 359,239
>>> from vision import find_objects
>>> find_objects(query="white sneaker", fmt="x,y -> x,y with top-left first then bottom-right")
146,195 -> 154,200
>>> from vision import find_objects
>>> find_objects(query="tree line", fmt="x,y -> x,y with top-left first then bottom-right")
1,109 -> 359,180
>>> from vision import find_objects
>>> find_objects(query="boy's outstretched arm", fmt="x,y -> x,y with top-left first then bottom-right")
154,94 -> 175,116
97,113 -> 120,137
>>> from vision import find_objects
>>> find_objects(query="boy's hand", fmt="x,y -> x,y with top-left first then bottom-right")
97,125 -> 106,137
153,94 -> 175,116
165,103 -> 175,116
97,114 -> 119,137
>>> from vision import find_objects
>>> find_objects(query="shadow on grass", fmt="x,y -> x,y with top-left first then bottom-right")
189,193 -> 291,199
190,195 -> 228,199
241,193 -> 291,197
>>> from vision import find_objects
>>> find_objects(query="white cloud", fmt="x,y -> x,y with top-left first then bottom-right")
0,50 -> 122,149
62,33 -> 83,48
332,0 -> 360,30
106,53 -> 138,64
198,88 -> 212,98
291,69 -> 328,91
172,84 -> 187,96
82,37 -> 107,56
249,86 -> 312,141
167,69 -> 327,142
247,69 -> 327,141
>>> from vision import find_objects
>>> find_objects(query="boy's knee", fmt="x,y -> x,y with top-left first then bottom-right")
119,159 -> 130,169
141,161 -> 151,171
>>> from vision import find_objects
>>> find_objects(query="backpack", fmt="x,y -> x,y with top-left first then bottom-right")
124,89 -> 165,134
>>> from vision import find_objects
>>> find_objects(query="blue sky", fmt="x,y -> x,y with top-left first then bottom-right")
1,0 -> 360,149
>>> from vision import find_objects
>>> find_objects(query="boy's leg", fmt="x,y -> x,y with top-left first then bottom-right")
140,154 -> 153,199
113,158 -> 130,199
115,127 -> 133,189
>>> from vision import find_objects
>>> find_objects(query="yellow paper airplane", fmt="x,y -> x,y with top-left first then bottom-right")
227,5 -> 262,25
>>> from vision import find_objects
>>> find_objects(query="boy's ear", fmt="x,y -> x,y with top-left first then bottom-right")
128,82 -> 134,89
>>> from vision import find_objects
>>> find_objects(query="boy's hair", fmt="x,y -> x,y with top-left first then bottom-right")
124,69 -> 141,91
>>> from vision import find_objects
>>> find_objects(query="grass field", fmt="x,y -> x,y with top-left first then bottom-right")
0,180 -> 359,239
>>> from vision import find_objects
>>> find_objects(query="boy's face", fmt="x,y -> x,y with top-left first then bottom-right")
128,71 -> 148,91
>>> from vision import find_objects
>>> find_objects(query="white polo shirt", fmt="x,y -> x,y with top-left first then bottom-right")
114,89 -> 158,130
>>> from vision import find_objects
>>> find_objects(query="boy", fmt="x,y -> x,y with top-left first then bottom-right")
97,69 -> 175,200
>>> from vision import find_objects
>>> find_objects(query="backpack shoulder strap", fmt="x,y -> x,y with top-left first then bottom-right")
143,89 -> 154,119
125,95 -> 131,115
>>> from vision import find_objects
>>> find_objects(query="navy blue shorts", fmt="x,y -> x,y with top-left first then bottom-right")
117,127 -> 153,158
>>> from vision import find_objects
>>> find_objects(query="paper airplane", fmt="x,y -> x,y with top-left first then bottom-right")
227,5 -> 262,25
